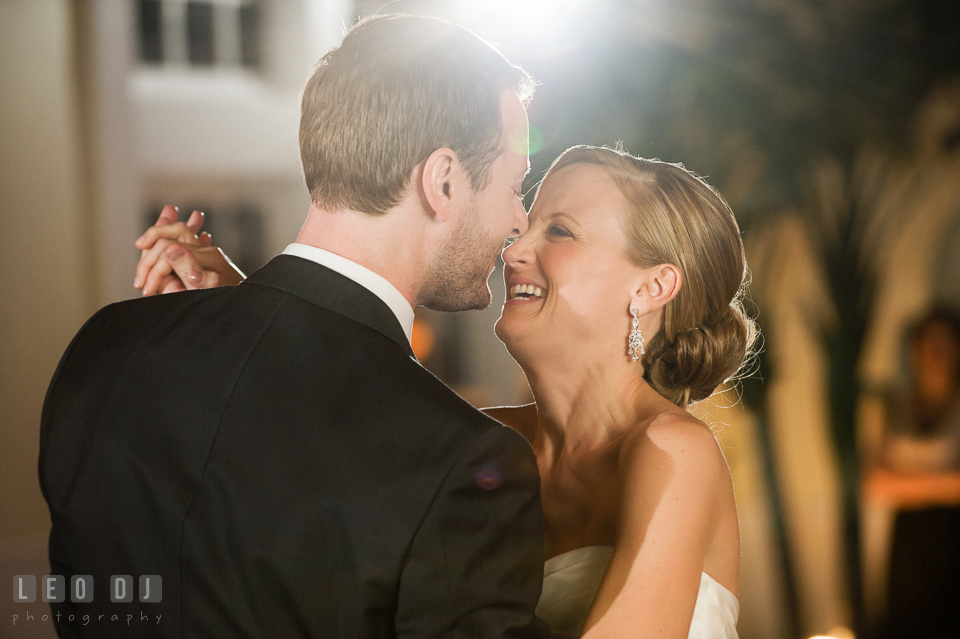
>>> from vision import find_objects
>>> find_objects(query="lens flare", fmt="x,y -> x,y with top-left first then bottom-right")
528,126 -> 544,155
474,463 -> 504,490
508,124 -> 530,156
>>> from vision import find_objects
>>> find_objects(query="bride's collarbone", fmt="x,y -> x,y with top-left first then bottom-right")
538,433 -> 623,499
540,458 -> 620,558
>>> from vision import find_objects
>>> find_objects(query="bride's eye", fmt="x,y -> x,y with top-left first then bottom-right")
548,224 -> 573,238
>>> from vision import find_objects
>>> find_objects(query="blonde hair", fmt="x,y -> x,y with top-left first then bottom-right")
299,14 -> 534,216
547,146 -> 757,406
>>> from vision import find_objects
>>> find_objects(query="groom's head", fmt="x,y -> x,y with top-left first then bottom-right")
298,15 -> 534,312
299,14 -> 534,217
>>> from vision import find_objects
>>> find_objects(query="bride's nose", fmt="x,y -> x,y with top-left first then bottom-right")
502,231 -> 534,267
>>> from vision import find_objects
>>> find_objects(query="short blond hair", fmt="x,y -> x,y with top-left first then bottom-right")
546,146 -> 757,407
299,14 -> 535,216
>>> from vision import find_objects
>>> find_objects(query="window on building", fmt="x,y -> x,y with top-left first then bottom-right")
186,1 -> 215,65
238,2 -> 261,68
138,0 -> 163,62
136,0 -> 262,70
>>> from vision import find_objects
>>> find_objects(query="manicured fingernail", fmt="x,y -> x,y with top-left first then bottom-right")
134,276 -> 142,288
187,271 -> 202,284
135,236 -> 144,247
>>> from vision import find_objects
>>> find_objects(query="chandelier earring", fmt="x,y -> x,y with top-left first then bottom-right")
628,308 -> 645,361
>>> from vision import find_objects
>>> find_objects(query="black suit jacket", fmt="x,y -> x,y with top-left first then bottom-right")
40,255 -> 549,639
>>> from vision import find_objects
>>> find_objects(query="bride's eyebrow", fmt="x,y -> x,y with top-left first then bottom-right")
548,211 -> 579,228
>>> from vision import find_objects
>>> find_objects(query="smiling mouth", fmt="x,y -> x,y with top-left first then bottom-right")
508,284 -> 546,301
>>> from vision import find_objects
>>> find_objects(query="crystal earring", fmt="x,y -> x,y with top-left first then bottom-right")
628,308 -> 645,361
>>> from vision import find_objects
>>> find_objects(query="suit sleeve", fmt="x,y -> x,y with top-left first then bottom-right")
394,425 -> 551,639
38,303 -> 118,504
47,524 -> 80,639
38,305 -> 117,639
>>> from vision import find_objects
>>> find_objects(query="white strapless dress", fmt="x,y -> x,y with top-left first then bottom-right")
536,546 -> 739,638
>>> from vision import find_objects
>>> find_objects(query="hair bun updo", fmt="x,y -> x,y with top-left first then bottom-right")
643,304 -> 755,407
546,145 -> 758,407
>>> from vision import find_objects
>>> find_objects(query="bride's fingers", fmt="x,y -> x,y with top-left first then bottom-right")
157,274 -> 186,295
140,248 -> 175,296
135,221 -> 204,251
163,244 -> 219,290
134,237 -> 176,290
199,231 -> 212,247
155,205 -> 178,227
185,210 -> 205,235
134,206 -> 179,248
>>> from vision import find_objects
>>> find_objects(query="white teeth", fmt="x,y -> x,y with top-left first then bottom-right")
509,284 -> 546,300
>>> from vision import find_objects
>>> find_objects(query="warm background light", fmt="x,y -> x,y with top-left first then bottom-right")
809,626 -> 855,639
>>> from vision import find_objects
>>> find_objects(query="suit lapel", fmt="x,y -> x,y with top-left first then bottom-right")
243,255 -> 415,358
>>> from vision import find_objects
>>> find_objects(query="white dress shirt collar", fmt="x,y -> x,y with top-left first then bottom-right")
281,243 -> 415,344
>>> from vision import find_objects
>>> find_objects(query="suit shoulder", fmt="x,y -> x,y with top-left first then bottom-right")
393,358 -> 518,434
483,404 -> 537,444
68,287 -> 230,341
350,349 -> 534,460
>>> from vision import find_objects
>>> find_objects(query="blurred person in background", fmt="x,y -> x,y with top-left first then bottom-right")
142,144 -> 755,638
865,306 -> 960,639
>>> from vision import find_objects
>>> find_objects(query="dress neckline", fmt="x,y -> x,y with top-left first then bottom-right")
544,545 -> 613,576
543,545 -> 738,601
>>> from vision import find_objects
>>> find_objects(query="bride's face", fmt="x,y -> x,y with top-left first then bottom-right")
495,163 -> 643,359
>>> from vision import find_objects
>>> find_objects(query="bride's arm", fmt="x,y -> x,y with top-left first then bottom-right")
582,414 -> 732,638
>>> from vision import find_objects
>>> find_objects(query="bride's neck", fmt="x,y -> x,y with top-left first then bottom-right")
519,349 -> 659,455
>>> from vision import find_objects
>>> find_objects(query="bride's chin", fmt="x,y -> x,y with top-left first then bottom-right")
493,318 -> 512,346
494,319 -> 524,351
494,321 -> 541,364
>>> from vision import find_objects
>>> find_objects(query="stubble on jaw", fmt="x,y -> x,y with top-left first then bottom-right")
421,202 -> 502,313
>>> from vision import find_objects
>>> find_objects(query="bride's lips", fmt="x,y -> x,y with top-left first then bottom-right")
505,276 -> 547,304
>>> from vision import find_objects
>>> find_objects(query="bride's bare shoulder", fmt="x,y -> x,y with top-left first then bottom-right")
622,410 -> 729,485
482,403 -> 538,443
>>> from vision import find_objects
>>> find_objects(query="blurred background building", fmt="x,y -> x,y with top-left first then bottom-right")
2,1 -> 959,638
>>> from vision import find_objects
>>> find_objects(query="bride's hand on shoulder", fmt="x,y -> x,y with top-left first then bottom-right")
583,414 -> 733,638
133,205 -> 246,296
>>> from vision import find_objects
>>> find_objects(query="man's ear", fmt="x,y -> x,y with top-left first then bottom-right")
421,147 -> 466,223
632,263 -> 682,315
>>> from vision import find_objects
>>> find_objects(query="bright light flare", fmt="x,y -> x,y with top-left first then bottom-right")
449,0 -> 591,61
